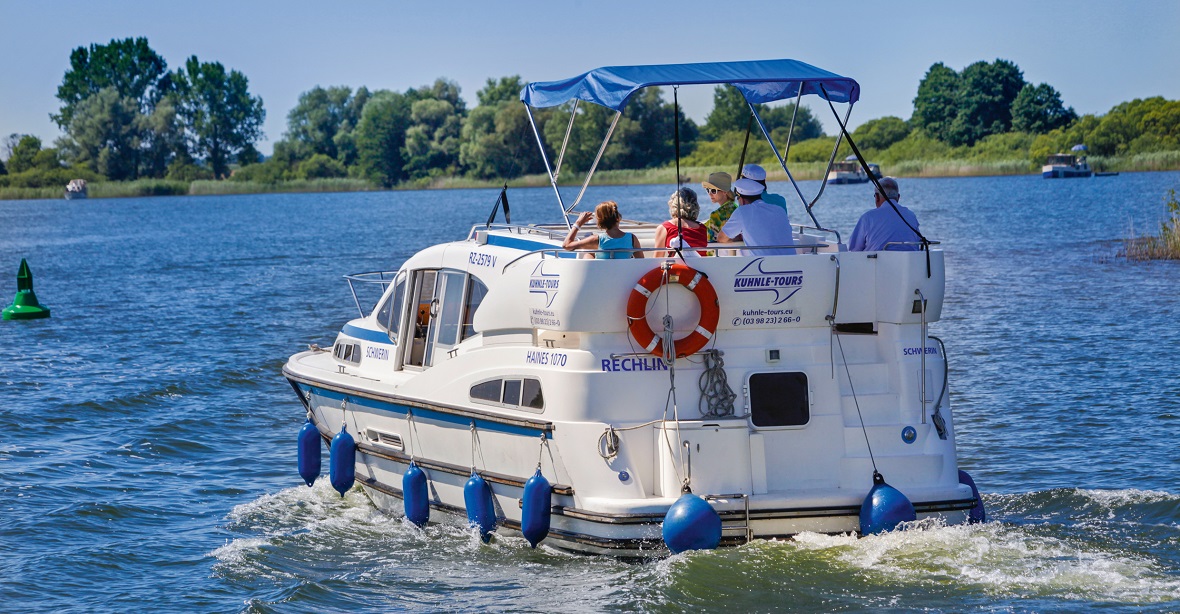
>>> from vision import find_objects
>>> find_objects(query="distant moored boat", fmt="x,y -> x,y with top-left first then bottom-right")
1043,145 -> 1093,179
65,179 -> 88,200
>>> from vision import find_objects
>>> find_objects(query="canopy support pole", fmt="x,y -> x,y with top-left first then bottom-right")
805,100 -> 855,213
526,105 -> 572,229
567,110 -> 622,215
747,101 -> 823,229
553,100 -> 578,180
782,83 -> 804,167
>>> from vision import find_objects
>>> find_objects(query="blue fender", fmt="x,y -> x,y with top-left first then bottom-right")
297,420 -> 321,487
464,471 -> 497,541
329,427 -> 356,497
403,462 -> 430,527
859,473 -> 916,535
662,493 -> 721,553
520,468 -> 552,548
958,470 -> 987,524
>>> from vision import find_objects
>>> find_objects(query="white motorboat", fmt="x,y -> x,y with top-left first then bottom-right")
825,156 -> 879,184
1042,146 -> 1093,178
64,179 -> 87,200
284,59 -> 984,557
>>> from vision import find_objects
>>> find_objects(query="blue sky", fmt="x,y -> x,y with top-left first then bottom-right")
2,0 -> 1178,156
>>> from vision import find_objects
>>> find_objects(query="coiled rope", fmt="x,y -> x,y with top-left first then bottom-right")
698,349 -> 736,417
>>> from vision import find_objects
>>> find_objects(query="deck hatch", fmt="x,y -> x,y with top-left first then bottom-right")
749,372 -> 810,427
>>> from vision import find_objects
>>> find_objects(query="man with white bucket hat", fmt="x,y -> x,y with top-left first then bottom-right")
716,177 -> 796,256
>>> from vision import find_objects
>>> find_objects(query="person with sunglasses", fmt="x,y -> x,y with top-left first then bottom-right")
701,171 -> 736,242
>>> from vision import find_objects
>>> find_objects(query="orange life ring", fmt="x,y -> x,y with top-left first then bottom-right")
626,263 -> 720,358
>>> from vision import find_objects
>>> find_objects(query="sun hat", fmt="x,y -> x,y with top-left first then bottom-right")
701,171 -> 732,194
740,164 -> 767,182
732,177 -> 765,196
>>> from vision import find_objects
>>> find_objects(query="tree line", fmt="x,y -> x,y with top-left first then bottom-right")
2,41 -> 1178,191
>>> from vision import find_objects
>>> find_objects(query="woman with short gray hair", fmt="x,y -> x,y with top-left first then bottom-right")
654,187 -> 708,257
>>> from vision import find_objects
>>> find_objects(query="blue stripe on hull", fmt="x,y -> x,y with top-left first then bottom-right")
300,383 -> 549,438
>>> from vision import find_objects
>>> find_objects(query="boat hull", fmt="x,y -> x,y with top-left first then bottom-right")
289,356 -> 976,557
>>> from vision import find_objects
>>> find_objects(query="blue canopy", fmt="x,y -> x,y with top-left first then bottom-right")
521,59 -> 860,111
1071,144 -> 1088,152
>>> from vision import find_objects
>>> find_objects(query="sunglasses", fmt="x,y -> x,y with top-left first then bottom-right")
706,188 -> 723,195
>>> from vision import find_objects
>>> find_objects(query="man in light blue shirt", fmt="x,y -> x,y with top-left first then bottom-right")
848,177 -> 921,251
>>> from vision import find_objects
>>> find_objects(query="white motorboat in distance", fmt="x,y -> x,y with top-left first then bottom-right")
284,59 -> 986,557
1043,145 -> 1093,178
825,156 -> 880,184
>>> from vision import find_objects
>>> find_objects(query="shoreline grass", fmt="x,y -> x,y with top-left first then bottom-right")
1120,189 -> 1180,260
3,152 -> 1179,201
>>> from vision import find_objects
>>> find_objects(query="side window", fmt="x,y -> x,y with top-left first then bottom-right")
374,273 -> 407,343
435,271 -> 467,348
521,378 -> 544,409
469,378 -> 545,413
461,278 -> 488,340
471,380 -> 501,402
749,372 -> 809,427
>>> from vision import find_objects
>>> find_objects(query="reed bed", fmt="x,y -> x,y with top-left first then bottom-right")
0,186 -> 63,200
1121,189 -> 1180,260
90,180 -> 189,198
4,150 -> 1178,201
189,178 -> 377,195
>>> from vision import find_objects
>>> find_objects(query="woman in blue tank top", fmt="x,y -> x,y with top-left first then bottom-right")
562,201 -> 643,259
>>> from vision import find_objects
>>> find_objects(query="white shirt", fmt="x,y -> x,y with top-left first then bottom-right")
721,199 -> 796,256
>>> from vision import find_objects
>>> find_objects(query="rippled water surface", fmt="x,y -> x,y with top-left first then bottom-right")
2,173 -> 1179,612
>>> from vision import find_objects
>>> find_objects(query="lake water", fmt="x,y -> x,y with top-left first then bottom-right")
2,172 -> 1179,612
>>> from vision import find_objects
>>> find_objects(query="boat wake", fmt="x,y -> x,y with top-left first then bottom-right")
212,485 -> 1180,610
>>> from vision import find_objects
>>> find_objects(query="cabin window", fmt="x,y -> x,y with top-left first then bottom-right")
470,380 -> 501,402
334,341 -> 361,365
435,271 -> 467,348
374,272 -> 407,343
749,372 -> 809,427
404,268 -> 486,370
521,378 -> 544,409
405,270 -> 438,368
469,377 -> 545,412
461,278 -> 488,341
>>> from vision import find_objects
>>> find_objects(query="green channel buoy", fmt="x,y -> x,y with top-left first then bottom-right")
3,259 -> 51,320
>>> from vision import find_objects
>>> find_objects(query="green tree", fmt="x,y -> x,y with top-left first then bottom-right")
139,96 -> 189,178
702,85 -> 821,146
1010,83 -> 1077,135
476,76 -> 524,107
296,153 -> 347,179
7,135 -> 43,173
702,86 -> 750,140
911,63 -> 961,142
459,76 -> 540,180
946,59 -> 1026,146
58,86 -> 141,180
852,116 -> 911,151
760,103 -> 824,142
174,56 -> 265,178
610,87 -> 699,169
354,90 -> 414,186
283,85 -> 370,161
402,80 -> 467,179
53,37 -> 172,129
